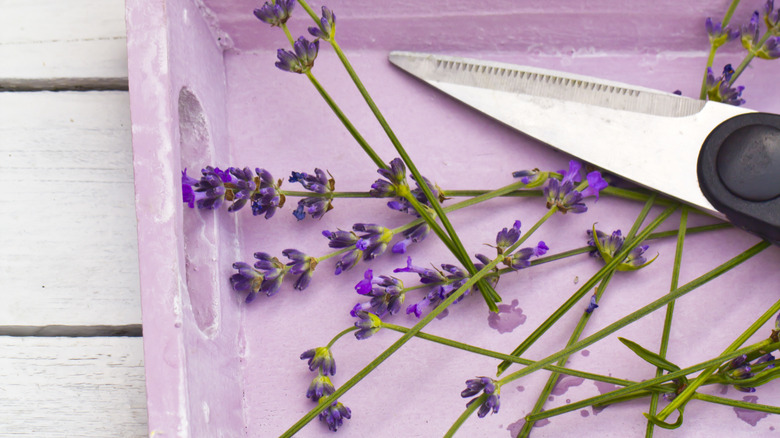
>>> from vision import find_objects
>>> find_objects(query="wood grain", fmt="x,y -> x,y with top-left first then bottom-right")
0,91 -> 142,326
0,337 -> 147,438
0,0 -> 128,88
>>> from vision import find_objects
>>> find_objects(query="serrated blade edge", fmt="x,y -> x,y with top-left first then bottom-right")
389,51 -> 707,118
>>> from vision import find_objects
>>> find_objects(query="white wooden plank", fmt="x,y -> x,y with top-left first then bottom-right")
0,0 -> 128,85
0,91 -> 142,326
0,336 -> 147,438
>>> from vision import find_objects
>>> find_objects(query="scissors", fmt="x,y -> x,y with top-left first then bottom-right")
388,52 -> 780,244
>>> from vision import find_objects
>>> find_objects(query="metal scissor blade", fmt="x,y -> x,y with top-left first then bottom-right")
388,51 -> 707,117
389,51 -> 754,216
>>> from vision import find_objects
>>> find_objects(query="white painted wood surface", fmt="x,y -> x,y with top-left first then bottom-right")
0,91 -> 141,327
0,337 -> 147,437
0,0 -> 148,436
0,0 -> 128,88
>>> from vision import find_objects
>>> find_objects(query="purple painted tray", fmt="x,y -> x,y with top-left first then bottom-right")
126,1 -> 780,436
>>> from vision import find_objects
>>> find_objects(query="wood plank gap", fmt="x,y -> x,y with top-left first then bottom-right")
0,324 -> 142,337
0,78 -> 129,91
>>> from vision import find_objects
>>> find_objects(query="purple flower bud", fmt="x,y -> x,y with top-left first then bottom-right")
275,37 -> 319,73
230,262 -> 264,303
318,401 -> 351,431
354,311 -> 383,340
253,0 -> 294,27
585,294 -> 599,313
300,346 -> 336,376
495,220 -> 522,250
355,269 -> 374,295
308,6 -> 336,39
306,374 -> 335,401
462,377 -> 501,418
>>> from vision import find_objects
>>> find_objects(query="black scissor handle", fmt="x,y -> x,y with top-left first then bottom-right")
698,112 -> 780,244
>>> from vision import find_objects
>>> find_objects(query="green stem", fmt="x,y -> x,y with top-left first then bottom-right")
626,193 -> 657,240
692,393 -> 780,414
700,0 -> 741,98
496,203 -> 679,376
304,71 -> 386,170
312,181 -> 534,265
522,340 -> 777,422
442,189 -> 542,198
721,0 -> 741,26
460,239 -> 771,433
320,28 -> 498,311
730,30 -> 774,85
280,23 -> 295,45
518,271 -> 616,438
280,208 -> 559,437
401,192 -> 502,310
527,222 -> 728,268
326,326 -> 357,349
646,207 -> 688,438
445,395 -> 483,438
653,290 -> 780,423
381,323 -> 665,388
520,194 -> 657,436
699,46 -> 719,100
281,190 -> 370,198
295,0 -> 321,22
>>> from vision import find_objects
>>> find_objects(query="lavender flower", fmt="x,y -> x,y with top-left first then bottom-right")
386,176 -> 441,253
512,168 -> 549,187
544,161 -> 607,214
353,310 -> 383,340
225,167 -> 259,212
587,227 -> 656,271
253,0 -> 294,27
229,262 -> 264,303
353,223 -> 394,260
322,229 -> 358,248
282,249 -> 316,290
409,174 -> 446,207
495,220 -> 522,254
306,374 -> 335,401
758,36 -> 780,59
394,256 -> 447,283
322,224 -> 393,275
385,174 -> 445,214
181,166 -> 229,210
252,252 -> 286,296
369,158 -> 408,198
322,229 -> 363,275
251,168 -> 285,219
395,257 -> 477,318
755,353 -> 776,367
461,377 -> 501,418
308,6 -> 336,40
705,17 -> 740,48
705,65 -> 746,106
181,166 -> 284,215
391,221 -> 431,254
720,352 -> 777,393
319,400 -> 351,432
350,269 -> 405,317
585,294 -> 599,313
739,5 -> 780,60
300,346 -> 336,376
275,36 -> 319,73
766,0 -> 780,27
505,241 -> 549,270
727,354 -> 748,370
289,168 -> 334,220
742,11 -> 761,50
729,365 -> 756,392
